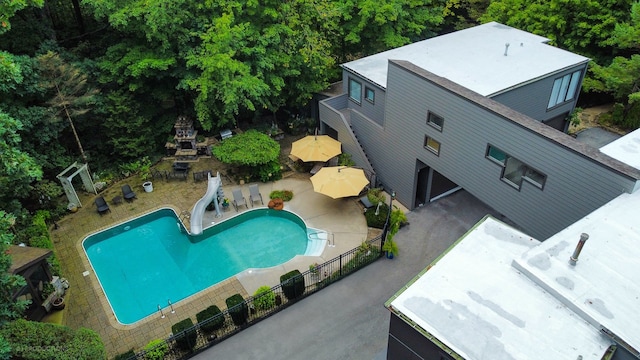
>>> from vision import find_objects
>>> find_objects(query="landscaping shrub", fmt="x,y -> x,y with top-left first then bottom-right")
364,203 -> 389,228
171,318 -> 197,351
367,188 -> 385,205
252,286 -> 276,311
280,270 -> 305,301
113,349 -> 135,360
143,339 -> 168,360
225,294 -> 248,326
269,189 -> 293,201
0,319 -> 105,360
196,305 -> 225,333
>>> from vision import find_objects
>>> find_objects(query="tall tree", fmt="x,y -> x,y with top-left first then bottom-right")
0,0 -> 44,35
37,51 -> 98,163
0,112 -> 43,214
481,0 -> 634,62
327,0 -> 445,62
0,213 -> 30,325
583,2 -> 640,128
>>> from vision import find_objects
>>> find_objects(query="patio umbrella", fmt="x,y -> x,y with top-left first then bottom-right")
310,166 -> 369,199
290,134 -> 341,162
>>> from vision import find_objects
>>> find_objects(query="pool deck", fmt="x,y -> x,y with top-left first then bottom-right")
49,163 -> 377,356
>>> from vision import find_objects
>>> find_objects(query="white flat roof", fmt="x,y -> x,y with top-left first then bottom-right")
600,128 -> 640,170
389,217 -> 613,360
514,189 -> 640,355
343,22 -> 589,96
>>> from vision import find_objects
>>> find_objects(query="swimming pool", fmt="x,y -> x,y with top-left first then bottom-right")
83,208 -> 319,325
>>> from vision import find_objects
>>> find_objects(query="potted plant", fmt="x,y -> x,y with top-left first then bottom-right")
139,157 -> 153,193
382,239 -> 399,259
383,207 -> 407,259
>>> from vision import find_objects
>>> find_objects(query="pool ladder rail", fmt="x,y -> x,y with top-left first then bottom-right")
157,299 -> 176,319
308,231 -> 335,247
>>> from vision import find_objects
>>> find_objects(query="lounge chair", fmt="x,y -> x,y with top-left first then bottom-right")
121,184 -> 137,202
249,184 -> 263,206
231,188 -> 247,211
95,196 -> 110,215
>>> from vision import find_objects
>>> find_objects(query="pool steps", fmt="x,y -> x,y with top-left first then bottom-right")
305,231 -> 328,256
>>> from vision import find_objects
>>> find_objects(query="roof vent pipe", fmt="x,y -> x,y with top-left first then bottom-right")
504,43 -> 510,56
569,233 -> 589,266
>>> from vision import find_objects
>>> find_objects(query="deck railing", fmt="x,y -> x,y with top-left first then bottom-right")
125,233 -> 384,360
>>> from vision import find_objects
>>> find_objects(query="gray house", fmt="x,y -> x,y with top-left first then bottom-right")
319,22 -> 640,240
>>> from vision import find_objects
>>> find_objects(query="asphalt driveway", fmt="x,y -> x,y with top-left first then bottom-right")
192,190 -> 501,360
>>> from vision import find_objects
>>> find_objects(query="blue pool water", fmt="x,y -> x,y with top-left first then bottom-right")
83,208 -> 308,324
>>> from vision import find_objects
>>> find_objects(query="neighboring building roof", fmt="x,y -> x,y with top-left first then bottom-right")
7,245 -> 52,274
342,22 -> 589,97
600,128 -> 640,171
514,189 -> 640,357
387,217 -> 614,359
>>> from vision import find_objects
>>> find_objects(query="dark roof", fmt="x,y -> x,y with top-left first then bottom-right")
7,245 -> 52,274
390,59 -> 640,181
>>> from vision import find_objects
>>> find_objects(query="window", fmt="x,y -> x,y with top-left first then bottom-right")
502,156 -> 524,188
524,167 -> 546,189
364,87 -> 375,103
424,136 -> 441,155
486,144 -> 546,190
427,112 -> 444,131
548,70 -> 582,108
486,145 -> 506,164
348,78 -> 362,104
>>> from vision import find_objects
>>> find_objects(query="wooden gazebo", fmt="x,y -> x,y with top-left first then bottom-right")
8,245 -> 56,321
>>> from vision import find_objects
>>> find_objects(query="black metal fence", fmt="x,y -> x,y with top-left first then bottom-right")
124,234 -> 384,360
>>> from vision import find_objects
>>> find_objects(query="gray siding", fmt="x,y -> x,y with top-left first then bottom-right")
342,69 -> 386,126
491,64 -> 588,122
379,61 -> 638,240
319,95 -> 374,175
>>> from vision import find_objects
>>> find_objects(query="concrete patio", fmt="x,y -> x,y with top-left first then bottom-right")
48,156 -> 384,357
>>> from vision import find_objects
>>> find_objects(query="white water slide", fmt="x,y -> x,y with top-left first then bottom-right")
190,172 -> 222,235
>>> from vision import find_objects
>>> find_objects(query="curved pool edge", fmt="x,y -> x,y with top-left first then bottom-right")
80,206 -> 321,326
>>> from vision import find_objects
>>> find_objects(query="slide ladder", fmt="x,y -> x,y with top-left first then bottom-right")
190,172 -> 222,235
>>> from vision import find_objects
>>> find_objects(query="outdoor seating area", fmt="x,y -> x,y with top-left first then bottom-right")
231,188 -> 248,211
94,196 -> 110,215
121,184 -> 136,201
249,184 -> 263,206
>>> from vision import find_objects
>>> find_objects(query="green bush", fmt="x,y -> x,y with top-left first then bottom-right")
171,318 -> 197,351
269,190 -> 293,201
0,319 -> 105,360
252,286 -> 276,311
225,294 -> 248,326
364,203 -> 389,228
113,349 -> 135,360
143,339 -> 168,360
367,188 -> 385,205
280,270 -> 305,301
257,160 -> 283,182
196,305 -> 225,333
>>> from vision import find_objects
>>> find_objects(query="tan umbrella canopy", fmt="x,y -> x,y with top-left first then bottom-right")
290,134 -> 341,162
310,166 -> 370,199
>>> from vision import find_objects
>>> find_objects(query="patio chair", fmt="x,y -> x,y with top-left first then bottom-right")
249,184 -> 263,206
231,188 -> 247,212
121,184 -> 137,202
95,196 -> 111,215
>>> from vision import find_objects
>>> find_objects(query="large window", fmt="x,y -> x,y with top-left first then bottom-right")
348,78 -> 362,104
547,70 -> 582,109
365,87 -> 375,104
486,144 -> 546,190
427,112 -> 444,131
424,136 -> 441,155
